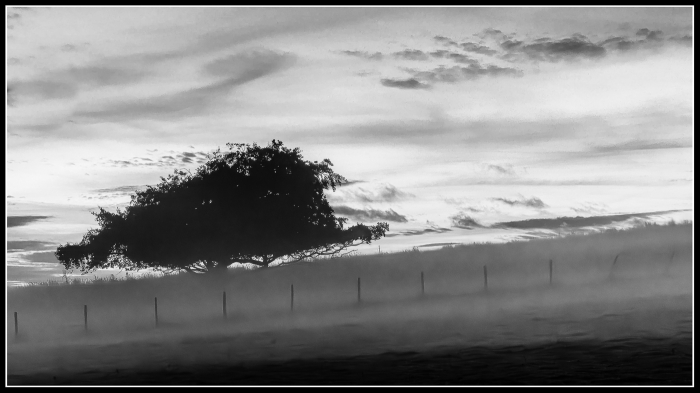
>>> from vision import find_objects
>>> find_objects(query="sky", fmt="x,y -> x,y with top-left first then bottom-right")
6,6 -> 694,285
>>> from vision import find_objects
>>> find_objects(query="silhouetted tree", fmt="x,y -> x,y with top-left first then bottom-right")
56,140 -> 389,273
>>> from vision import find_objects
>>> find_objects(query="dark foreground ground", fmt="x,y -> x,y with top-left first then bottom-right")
9,335 -> 692,386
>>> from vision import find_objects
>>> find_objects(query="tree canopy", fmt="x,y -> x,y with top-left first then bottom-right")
56,140 -> 389,273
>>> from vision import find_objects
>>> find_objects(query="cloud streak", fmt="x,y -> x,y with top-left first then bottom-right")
492,196 -> 548,209
449,212 -> 483,229
493,210 -> 688,230
73,49 -> 296,122
8,215 -> 53,228
332,205 -> 408,223
380,78 -> 430,90
339,50 -> 383,60
7,240 -> 57,252
329,184 -> 413,203
384,227 -> 453,237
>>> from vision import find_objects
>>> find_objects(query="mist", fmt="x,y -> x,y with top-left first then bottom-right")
7,223 -> 692,385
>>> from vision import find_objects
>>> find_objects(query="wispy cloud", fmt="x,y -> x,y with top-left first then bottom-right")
449,212 -> 483,229
417,242 -> 461,248
384,226 -> 453,237
73,49 -> 296,122
484,163 -> 516,176
590,139 -> 691,153
459,42 -> 498,56
329,183 -> 414,203
493,210 -> 688,230
8,65 -> 149,106
392,49 -> 429,61
339,50 -> 383,60
380,78 -> 431,89
104,150 -> 211,168
434,35 -> 459,47
332,205 -> 408,223
7,240 -> 57,252
409,63 -> 523,84
492,196 -> 548,209
570,202 -> 608,215
16,251 -> 60,264
8,215 -> 52,228
499,28 -> 690,63
429,50 -> 478,65
503,34 -> 606,62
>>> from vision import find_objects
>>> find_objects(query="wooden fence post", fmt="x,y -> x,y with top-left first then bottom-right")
291,284 -> 294,312
421,271 -> 425,295
223,291 -> 227,319
84,305 -> 88,332
483,266 -> 488,291
154,297 -> 158,327
357,277 -> 361,303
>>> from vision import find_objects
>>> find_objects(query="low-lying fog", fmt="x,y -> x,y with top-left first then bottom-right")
7,224 -> 693,382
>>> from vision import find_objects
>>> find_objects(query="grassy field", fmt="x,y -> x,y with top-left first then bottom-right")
6,222 -> 693,385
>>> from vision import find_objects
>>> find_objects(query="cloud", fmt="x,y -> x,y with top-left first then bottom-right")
337,180 -> 364,187
636,28 -> 663,41
484,163 -> 515,176
18,251 -> 60,264
410,63 -> 523,84
93,185 -> 146,193
384,226 -> 453,237
8,65 -> 149,106
88,185 -> 148,201
459,42 -> 498,56
417,242 -> 461,248
510,35 -> 607,62
6,80 -> 78,102
392,49 -> 429,61
429,50 -> 479,65
449,212 -> 483,229
340,50 -> 383,60
668,35 -> 692,47
203,49 -> 296,78
330,183 -> 413,203
493,210 -> 688,230
570,202 -> 608,215
74,49 -> 296,122
332,205 -> 408,223
590,139 -> 691,153
497,29 -> 689,64
492,196 -> 548,209
8,215 -> 52,227
433,35 -> 459,47
104,150 -> 211,168
476,28 -> 508,41
380,78 -> 431,90
7,240 -> 57,252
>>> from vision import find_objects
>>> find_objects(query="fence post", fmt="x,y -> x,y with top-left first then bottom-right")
483,266 -> 488,292
14,312 -> 18,338
357,277 -> 361,303
154,297 -> 158,328
291,284 -> 294,312
421,271 -> 425,296
223,291 -> 227,320
84,305 -> 88,332
608,254 -> 620,280
549,259 -> 553,285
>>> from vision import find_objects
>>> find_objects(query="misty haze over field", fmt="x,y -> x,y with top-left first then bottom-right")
5,5 -> 694,387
